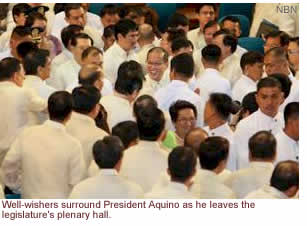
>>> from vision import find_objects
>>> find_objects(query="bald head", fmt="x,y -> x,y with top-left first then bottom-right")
184,128 -> 208,154
138,23 -> 155,44
78,64 -> 104,90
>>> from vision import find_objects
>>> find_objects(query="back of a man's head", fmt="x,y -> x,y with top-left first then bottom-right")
269,73 -> 292,99
136,107 -> 165,142
248,131 -> 276,162
72,85 -> 101,115
198,136 -> 229,170
171,37 -> 193,55
0,57 -> 21,82
114,19 -> 138,40
23,48 -> 49,75
112,121 -> 139,149
284,102 -> 299,125
138,23 -> 155,43
270,160 -> 299,196
133,95 -> 158,118
168,146 -> 197,183
115,60 -> 143,95
16,41 -> 38,60
11,26 -> 31,40
79,64 -> 103,87
48,91 -> 73,122
171,53 -> 194,79
201,44 -> 221,65
184,128 -> 208,154
61,24 -> 83,49
93,136 -> 124,169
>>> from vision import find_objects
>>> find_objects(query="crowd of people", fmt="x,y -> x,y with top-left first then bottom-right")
0,3 -> 299,199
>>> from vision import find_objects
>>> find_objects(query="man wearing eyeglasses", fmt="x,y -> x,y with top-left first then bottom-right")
187,4 -> 216,50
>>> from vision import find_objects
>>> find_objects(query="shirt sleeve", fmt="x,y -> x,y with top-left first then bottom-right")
25,88 -> 47,113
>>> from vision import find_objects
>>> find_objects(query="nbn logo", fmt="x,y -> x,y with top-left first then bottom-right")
276,5 -> 298,14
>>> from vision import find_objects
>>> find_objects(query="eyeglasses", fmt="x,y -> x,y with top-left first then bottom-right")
177,118 -> 196,124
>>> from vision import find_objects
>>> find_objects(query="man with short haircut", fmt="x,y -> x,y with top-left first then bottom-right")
225,131 -> 276,198
264,31 -> 282,53
234,77 -> 284,169
197,44 -> 231,104
184,128 -> 208,154
104,19 -> 139,86
102,25 -> 116,51
245,160 -> 299,199
100,4 -> 119,28
145,146 -> 196,198
120,108 -> 168,193
0,57 -> 46,165
70,136 -> 143,199
191,137 -> 236,198
155,53 -> 203,127
1,91 -> 86,198
0,4 -> 31,51
232,51 -> 264,102
50,24 -> 83,73
66,86 -> 107,169
51,3 -> 103,49
167,13 -> 189,33
48,33 -> 93,90
0,26 -> 32,60
160,28 -> 186,55
220,16 -> 241,38
100,60 -> 143,129
264,47 -> 299,113
137,24 -> 155,73
139,47 -> 169,96
275,102 -> 299,164
187,4 -> 216,50
23,49 -> 56,125
213,30 -> 242,86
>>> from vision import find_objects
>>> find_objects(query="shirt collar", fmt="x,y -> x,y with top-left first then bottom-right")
114,92 -> 132,106
206,123 -> 231,136
0,81 -> 18,87
71,112 -> 96,127
199,169 -> 217,178
99,169 -> 118,176
44,120 -> 66,131
170,80 -> 189,88
242,74 -> 257,85
204,68 -> 220,75
168,182 -> 189,192
250,161 -> 274,170
263,185 -> 289,199
25,75 -> 43,82
113,42 -> 134,58
256,109 -> 282,123
63,48 -> 73,59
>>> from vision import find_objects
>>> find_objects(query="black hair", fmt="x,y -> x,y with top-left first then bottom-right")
257,77 -> 282,92
289,37 -> 299,46
171,38 -> 193,53
0,57 -> 21,81
201,44 -> 221,64
199,136 -> 229,170
270,160 -> 299,191
12,3 -> 31,23
170,53 -> 194,78
221,15 -> 240,25
72,85 -> 101,115
248,131 -> 276,160
16,41 -> 39,60
70,32 -> 94,47
115,60 -> 143,95
284,102 -> 299,124
79,71 -> 102,87
64,3 -> 82,18
265,47 -> 287,60
136,107 -> 165,141
23,48 -> 49,75
213,30 -> 237,53
81,46 -> 103,60
61,24 -> 83,48
11,26 -> 31,39
166,28 -> 186,43
24,11 -> 47,28
103,25 -> 115,38
169,100 -> 197,123
269,73 -> 292,99
114,19 -> 138,40
167,13 -> 189,29
196,3 -> 216,14
240,51 -> 264,71
168,146 -> 197,182
209,93 -> 238,120
241,91 -> 258,115
133,95 -> 158,119
100,4 -> 118,18
48,91 -> 73,122
203,20 -> 218,33
112,121 -> 139,149
93,136 -> 124,169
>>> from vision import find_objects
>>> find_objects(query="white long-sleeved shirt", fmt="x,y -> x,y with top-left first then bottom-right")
245,184 -> 288,199
274,130 -> 299,164
145,182 -> 196,199
0,81 -> 46,165
220,53 -> 242,87
187,28 -> 207,50
154,80 -> 204,127
1,120 -> 86,199
66,112 -> 108,169
120,141 -> 168,193
191,169 -> 236,199
100,93 -> 135,129
232,75 -> 257,102
138,73 -> 169,97
103,42 -> 139,86
50,48 -> 73,75
69,169 -> 143,199
197,68 -> 232,104
47,58 -> 81,90
233,109 -> 284,169
224,162 -> 274,198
